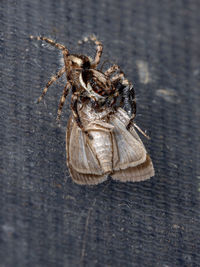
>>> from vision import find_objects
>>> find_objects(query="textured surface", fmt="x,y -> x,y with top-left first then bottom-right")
1,0 -> 200,266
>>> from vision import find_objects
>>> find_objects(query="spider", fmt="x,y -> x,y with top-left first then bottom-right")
30,35 -> 136,135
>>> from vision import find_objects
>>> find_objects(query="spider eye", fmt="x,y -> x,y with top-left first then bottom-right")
82,61 -> 90,69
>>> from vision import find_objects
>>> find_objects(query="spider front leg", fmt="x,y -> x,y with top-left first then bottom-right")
37,67 -> 66,103
90,35 -> 103,67
71,93 -> 93,140
56,81 -> 71,122
30,36 -> 69,53
78,35 -> 103,67
104,64 -> 120,77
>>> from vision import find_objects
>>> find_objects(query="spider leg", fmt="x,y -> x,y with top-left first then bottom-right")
104,64 -> 120,76
71,93 -> 93,139
71,93 -> 81,127
30,36 -> 69,53
111,72 -> 125,83
56,81 -> 71,121
110,91 -> 119,107
91,36 -> 103,67
37,67 -> 66,103
78,35 -> 103,67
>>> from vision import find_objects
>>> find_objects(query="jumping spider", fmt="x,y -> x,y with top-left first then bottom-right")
30,35 -> 136,136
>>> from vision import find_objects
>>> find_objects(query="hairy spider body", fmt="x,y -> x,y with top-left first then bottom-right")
30,35 -> 136,133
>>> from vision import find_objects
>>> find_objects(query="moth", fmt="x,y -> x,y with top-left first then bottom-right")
67,103 -> 154,185
30,35 -> 154,185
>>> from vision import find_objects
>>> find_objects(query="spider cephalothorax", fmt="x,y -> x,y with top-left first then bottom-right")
30,35 -> 136,134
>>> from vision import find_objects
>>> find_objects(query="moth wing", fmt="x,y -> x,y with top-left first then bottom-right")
111,154 -> 154,182
110,113 -> 147,170
110,108 -> 154,182
68,167 -> 108,185
66,116 -> 108,185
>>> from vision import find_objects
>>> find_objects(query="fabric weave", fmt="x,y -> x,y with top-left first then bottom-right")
1,0 -> 200,266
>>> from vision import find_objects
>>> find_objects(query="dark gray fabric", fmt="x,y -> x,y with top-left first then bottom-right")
1,0 -> 200,266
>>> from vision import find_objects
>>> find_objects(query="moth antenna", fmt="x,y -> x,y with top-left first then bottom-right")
133,123 -> 150,140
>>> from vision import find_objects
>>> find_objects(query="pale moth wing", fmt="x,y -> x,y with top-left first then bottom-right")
66,116 -> 108,185
111,154 -> 154,182
109,109 -> 155,181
